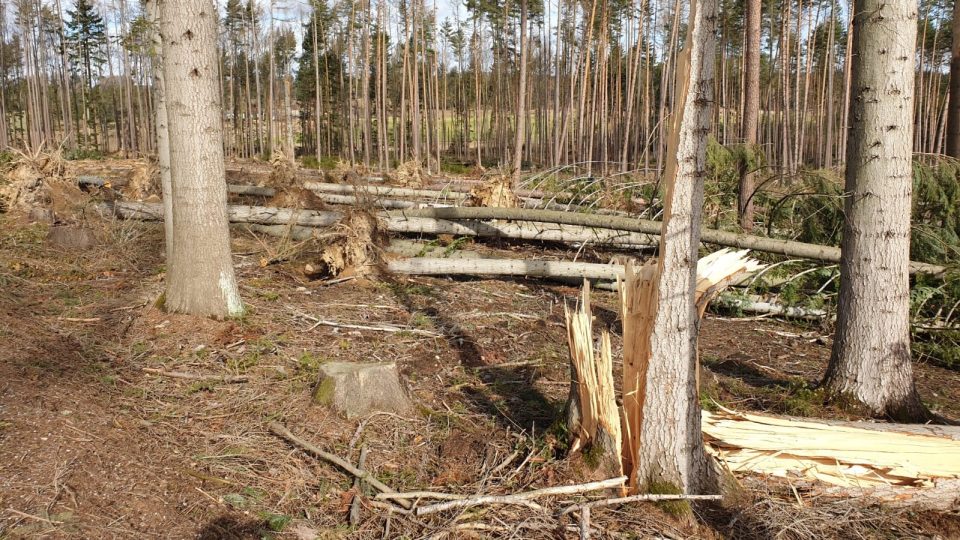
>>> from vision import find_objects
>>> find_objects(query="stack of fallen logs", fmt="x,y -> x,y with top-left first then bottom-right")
105,177 -> 946,288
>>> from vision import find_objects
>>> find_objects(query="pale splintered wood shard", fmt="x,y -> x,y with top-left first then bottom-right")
703,407 -> 960,508
564,281 -> 623,480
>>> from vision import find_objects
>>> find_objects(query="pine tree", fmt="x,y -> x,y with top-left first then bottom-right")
66,0 -> 106,90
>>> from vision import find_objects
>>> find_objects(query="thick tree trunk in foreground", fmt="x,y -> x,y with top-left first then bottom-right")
631,0 -> 717,495
160,0 -> 243,318
738,0 -> 761,230
824,0 -> 927,422
946,2 -> 960,158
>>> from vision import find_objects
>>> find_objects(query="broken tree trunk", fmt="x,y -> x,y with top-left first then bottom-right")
565,282 -> 623,480
393,207 -> 946,276
702,407 -> 960,509
566,250 -> 763,486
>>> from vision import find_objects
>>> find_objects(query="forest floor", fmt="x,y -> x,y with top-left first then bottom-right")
2,167 -> 960,539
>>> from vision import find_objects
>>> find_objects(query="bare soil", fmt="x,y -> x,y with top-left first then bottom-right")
1,207 -> 959,538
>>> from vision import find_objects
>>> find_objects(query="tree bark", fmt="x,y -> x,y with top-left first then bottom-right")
823,0 -> 927,422
738,0 -> 761,231
946,1 -> 960,157
631,0 -> 717,496
149,0 -> 174,265
160,0 -> 244,318
511,0 -> 529,184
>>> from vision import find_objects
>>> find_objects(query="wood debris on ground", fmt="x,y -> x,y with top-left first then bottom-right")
703,407 -> 960,489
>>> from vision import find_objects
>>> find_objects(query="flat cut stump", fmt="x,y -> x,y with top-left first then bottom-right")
313,361 -> 413,419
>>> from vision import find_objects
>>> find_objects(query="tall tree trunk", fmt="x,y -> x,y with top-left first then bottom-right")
738,0 -> 761,230
823,0 -> 927,422
0,1 -> 9,150
630,0 -> 717,495
946,1 -> 960,157
159,0 -> 244,318
149,0 -> 173,265
511,0 -> 529,183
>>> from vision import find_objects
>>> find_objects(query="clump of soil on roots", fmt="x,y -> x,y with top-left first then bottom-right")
390,160 -> 429,187
267,151 -> 297,187
307,209 -> 387,278
265,152 -> 326,210
467,174 -> 520,208
0,148 -> 89,221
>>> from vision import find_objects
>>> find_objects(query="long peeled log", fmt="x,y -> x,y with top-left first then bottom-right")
387,258 -> 624,281
111,201 -> 655,247
392,207 -> 947,276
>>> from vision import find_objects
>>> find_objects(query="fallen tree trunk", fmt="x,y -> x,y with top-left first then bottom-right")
387,258 -> 624,281
392,207 -> 947,276
112,201 -> 655,247
228,181 -> 633,215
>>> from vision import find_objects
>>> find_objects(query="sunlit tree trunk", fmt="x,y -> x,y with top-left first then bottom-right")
634,0 -> 717,495
738,0 -> 760,230
160,0 -> 243,318
824,0 -> 927,422
510,0 -> 529,183
149,0 -> 173,264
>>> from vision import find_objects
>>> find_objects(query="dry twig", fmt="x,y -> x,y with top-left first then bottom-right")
267,422 -> 412,509
412,476 -> 626,516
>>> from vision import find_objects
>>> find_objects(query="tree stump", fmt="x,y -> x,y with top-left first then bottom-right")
313,362 -> 414,419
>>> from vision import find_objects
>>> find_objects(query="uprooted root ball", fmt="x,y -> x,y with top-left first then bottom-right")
0,149 -> 87,218
267,151 -> 297,187
390,160 -> 429,187
467,175 -> 520,208
306,210 -> 388,279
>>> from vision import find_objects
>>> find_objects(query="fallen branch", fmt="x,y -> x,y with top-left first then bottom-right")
267,421 -> 412,509
559,493 -> 723,516
299,315 -> 442,337
141,367 -> 249,383
713,295 -> 829,320
387,258 -> 624,281
413,476 -> 626,516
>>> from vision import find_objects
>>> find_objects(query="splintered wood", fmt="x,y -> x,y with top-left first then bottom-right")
564,282 -> 623,479
702,408 -> 960,489
566,248 -> 763,486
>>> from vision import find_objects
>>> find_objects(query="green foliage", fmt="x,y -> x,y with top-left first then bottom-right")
440,160 -> 472,174
912,158 -> 960,264
766,169 -> 844,246
258,512 -> 291,532
66,0 -> 107,86
702,139 -> 767,228
297,351 -> 327,374
300,155 -> 320,169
